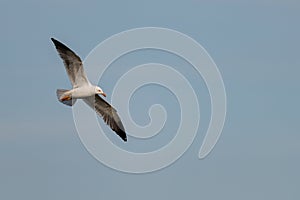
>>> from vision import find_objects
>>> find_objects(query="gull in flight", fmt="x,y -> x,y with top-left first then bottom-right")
51,38 -> 127,142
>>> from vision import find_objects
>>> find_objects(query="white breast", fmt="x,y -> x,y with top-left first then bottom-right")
71,86 -> 95,98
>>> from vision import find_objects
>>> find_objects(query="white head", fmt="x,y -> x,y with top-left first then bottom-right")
95,86 -> 106,97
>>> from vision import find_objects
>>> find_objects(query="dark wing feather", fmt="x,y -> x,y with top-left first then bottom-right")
51,38 -> 90,88
83,95 -> 127,142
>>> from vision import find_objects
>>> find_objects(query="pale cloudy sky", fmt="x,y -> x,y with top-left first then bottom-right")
0,0 -> 299,199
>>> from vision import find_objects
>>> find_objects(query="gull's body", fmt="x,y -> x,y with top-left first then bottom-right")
66,86 -> 96,99
51,38 -> 127,142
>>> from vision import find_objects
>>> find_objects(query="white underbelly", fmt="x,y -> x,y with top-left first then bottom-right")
71,86 -> 94,98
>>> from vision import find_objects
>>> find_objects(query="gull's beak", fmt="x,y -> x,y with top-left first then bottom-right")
101,92 -> 106,97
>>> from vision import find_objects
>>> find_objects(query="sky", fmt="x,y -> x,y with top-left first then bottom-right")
0,0 -> 300,199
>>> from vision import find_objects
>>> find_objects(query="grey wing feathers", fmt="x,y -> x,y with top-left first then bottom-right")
83,95 -> 127,142
51,38 -> 89,88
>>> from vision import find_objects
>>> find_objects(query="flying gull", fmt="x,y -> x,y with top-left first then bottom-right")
51,38 -> 127,142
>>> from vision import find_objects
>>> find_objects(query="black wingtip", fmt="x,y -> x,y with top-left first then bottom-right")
114,124 -> 127,142
50,37 -> 57,43
50,38 -> 79,58
51,37 -> 63,47
116,129 -> 127,142
50,37 -> 60,47
119,131 -> 127,142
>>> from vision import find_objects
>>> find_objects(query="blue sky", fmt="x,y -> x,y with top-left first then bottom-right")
0,0 -> 299,199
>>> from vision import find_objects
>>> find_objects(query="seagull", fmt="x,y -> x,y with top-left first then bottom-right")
51,38 -> 127,142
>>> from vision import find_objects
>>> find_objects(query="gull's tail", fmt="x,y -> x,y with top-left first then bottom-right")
56,89 -> 77,106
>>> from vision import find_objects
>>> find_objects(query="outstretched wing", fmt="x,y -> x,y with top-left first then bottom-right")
51,38 -> 90,88
83,95 -> 127,142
